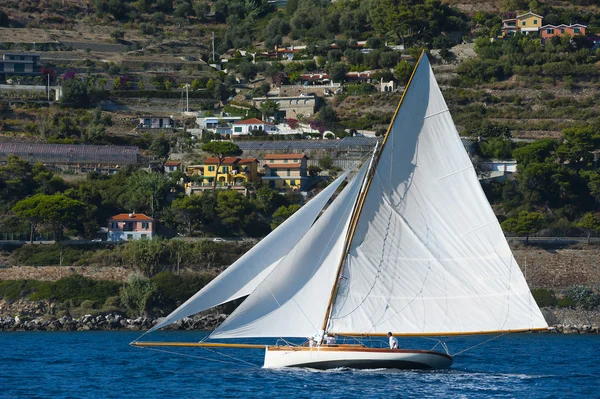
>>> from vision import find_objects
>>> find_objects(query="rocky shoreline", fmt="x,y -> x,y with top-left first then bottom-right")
0,313 -> 227,332
0,312 -> 598,334
0,299 -> 598,333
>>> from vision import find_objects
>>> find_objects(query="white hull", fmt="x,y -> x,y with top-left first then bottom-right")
264,346 -> 453,370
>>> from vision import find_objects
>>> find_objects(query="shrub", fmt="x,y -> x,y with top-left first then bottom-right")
149,271 -> 214,313
531,288 -> 557,308
120,275 -> 157,318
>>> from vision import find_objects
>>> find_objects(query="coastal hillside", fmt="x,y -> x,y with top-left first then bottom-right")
0,0 -> 599,327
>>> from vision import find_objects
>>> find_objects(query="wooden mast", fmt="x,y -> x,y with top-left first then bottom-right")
320,51 -> 426,333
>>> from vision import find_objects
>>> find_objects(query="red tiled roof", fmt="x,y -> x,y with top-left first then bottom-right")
165,161 -> 181,166
204,157 -> 241,164
264,163 -> 303,168
109,213 -> 154,221
233,118 -> 272,125
265,154 -> 308,160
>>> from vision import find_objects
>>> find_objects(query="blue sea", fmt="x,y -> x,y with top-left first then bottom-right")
0,331 -> 597,398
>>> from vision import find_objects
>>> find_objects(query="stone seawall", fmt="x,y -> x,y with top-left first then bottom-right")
513,247 -> 600,289
0,245 -> 598,288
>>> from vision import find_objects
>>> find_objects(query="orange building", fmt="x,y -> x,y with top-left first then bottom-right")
540,24 -> 587,39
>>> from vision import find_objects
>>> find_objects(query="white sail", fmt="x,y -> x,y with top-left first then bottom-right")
210,162 -> 369,339
328,54 -> 547,335
149,168 -> 353,333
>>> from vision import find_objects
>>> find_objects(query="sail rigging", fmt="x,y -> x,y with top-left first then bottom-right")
149,168 -> 353,333
210,161 -> 369,339
327,53 -> 547,335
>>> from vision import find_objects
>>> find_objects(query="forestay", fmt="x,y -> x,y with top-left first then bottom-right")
210,162 -> 369,339
149,168 -> 353,333
328,55 -> 547,335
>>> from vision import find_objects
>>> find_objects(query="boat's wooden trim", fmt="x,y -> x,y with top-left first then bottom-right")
268,346 -> 454,361
130,341 -> 266,349
333,327 -> 550,337
320,51 -> 426,332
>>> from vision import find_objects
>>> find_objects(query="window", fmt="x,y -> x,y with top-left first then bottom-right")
222,166 -> 229,173
270,160 -> 274,163
574,28 -> 580,33
561,28 -> 565,33
141,234 -> 147,239
287,169 -> 291,177
290,180 -> 296,186
127,234 -> 133,240
546,29 -> 554,34
533,19 -> 537,25
208,165 -> 215,172
522,21 -> 526,26
284,159 -> 288,163
111,222 -> 118,229
142,222 -> 149,229
234,127 -> 242,133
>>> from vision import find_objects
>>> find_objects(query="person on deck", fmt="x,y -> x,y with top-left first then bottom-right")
388,332 -> 399,349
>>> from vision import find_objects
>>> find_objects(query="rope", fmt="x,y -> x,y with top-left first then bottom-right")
200,347 -> 262,368
142,347 -> 257,367
451,333 -> 506,357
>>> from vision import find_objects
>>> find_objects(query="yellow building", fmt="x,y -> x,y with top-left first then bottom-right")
262,154 -> 309,190
202,157 -> 260,186
501,12 -> 543,37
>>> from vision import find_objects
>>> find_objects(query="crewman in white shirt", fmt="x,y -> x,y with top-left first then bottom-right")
388,332 -> 399,349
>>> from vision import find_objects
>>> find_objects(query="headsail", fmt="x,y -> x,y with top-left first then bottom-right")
210,161 -> 369,339
328,54 -> 547,336
149,168 -> 353,333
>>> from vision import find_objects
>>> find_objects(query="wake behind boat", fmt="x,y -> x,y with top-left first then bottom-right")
132,52 -> 548,370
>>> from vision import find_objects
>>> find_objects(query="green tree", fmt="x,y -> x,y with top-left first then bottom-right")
201,142 -> 242,188
171,195 -> 204,236
120,274 -> 158,317
576,212 -> 600,243
13,193 -> 84,241
318,155 -> 334,170
215,190 -> 252,234
501,211 -> 546,244
259,99 -> 280,120
254,186 -> 287,213
394,60 -> 414,85
110,28 -> 125,42
479,137 -> 513,159
123,238 -> 170,277
61,78 -> 91,108
120,171 -> 171,216
12,195 -> 46,243
556,126 -> 595,168
328,62 -> 348,83
271,204 -> 301,230
308,165 -> 322,177
238,61 -> 258,81
512,139 -> 557,167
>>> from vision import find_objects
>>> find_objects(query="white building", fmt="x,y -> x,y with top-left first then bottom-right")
232,118 -> 277,136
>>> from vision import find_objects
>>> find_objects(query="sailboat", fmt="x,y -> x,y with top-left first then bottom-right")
132,52 -> 548,370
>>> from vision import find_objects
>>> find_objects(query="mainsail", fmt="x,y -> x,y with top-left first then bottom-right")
149,168 -> 353,333
210,162 -> 369,339
327,54 -> 548,335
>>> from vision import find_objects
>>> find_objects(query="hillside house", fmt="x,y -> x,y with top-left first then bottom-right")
0,52 -> 41,82
232,118 -> 277,136
164,160 -> 181,173
262,154 -> 309,190
138,116 -> 174,129
541,24 -> 587,39
201,157 -> 260,187
107,212 -> 156,241
252,96 -> 317,119
501,12 -> 543,36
